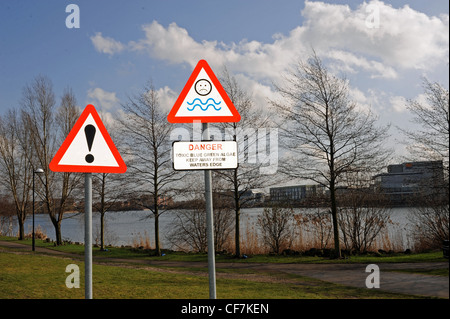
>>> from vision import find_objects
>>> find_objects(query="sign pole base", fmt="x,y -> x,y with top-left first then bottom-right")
85,172 -> 93,299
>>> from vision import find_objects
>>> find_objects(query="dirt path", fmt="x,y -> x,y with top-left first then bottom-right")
1,240 -> 448,298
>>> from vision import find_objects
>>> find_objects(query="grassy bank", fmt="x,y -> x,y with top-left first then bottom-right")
1,236 -> 447,265
1,236 -> 448,299
0,250 -> 432,299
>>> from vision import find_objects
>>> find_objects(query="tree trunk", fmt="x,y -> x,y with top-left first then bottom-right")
18,218 -> 25,240
154,186 -> 161,256
54,221 -> 62,245
154,211 -> 160,256
329,181 -> 341,258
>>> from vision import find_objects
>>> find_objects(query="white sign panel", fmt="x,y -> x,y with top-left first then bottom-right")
49,104 -> 126,173
57,114 -> 119,167
173,141 -> 238,170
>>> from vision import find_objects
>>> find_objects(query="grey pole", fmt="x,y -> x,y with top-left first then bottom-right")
32,171 -> 35,252
84,172 -> 93,299
202,122 -> 216,299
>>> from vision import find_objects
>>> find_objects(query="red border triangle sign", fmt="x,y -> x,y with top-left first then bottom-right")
167,59 -> 241,123
49,104 -> 127,173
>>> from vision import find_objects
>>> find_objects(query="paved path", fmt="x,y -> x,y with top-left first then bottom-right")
1,240 -> 448,298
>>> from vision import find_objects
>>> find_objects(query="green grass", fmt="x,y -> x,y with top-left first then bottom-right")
1,236 -> 446,299
0,251 -> 430,299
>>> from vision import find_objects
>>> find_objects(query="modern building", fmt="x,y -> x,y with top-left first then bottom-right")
372,160 -> 445,204
269,184 -> 325,203
240,189 -> 266,206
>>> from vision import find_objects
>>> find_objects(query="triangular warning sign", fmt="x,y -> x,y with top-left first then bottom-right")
49,104 -> 127,173
167,59 -> 241,123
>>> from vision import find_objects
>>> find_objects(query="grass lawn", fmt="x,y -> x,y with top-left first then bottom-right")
1,236 -> 448,299
0,251 -> 430,299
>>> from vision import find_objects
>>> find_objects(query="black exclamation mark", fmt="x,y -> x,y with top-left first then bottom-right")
85,124 -> 96,163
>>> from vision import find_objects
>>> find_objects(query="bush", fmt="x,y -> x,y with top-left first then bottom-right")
257,205 -> 296,254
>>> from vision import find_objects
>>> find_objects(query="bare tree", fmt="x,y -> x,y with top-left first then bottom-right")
22,77 -> 81,245
168,198 -> 208,252
337,173 -> 391,253
410,194 -> 449,251
118,81 -> 183,256
91,113 -> 130,250
272,52 -> 391,258
92,172 -> 128,250
0,195 -> 17,236
408,162 -> 449,250
257,204 -> 296,254
400,78 -> 449,250
214,67 -> 273,257
0,109 -> 33,240
294,209 -> 333,250
401,78 -> 449,175
167,182 -> 234,253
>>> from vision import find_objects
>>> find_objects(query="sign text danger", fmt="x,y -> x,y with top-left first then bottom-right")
173,141 -> 238,170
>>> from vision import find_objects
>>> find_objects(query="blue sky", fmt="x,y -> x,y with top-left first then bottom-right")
0,0 -> 448,161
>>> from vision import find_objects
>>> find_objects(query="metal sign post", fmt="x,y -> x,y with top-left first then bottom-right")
167,60 -> 240,299
202,123 -> 216,299
84,173 -> 93,299
49,104 -> 126,299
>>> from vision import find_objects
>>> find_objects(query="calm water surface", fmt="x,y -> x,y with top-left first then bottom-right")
13,207 -> 416,250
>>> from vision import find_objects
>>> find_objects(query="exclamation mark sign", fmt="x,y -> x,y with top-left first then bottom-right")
84,124 -> 96,163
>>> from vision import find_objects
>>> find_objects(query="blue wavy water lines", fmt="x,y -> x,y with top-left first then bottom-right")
187,98 -> 221,111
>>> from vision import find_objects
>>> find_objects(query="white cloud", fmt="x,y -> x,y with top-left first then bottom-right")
130,4 -> 445,81
91,1 -> 448,84
87,87 -> 120,111
326,49 -> 397,79
348,86 -> 373,115
389,95 -> 408,113
232,73 -> 279,112
96,109 -> 116,131
155,86 -> 178,112
90,32 -> 125,55
300,1 -> 449,70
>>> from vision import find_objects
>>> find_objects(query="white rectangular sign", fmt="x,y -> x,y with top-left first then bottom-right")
172,141 -> 238,170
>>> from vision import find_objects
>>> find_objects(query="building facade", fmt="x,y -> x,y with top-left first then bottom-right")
372,160 -> 444,204
269,184 -> 325,203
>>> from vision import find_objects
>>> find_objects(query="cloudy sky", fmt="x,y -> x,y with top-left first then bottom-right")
0,0 -> 448,162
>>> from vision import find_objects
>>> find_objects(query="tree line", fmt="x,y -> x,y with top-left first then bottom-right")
1,52 -> 448,257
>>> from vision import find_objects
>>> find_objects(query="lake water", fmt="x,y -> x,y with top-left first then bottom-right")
9,207 -> 417,251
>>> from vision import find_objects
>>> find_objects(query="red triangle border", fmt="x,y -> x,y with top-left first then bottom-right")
167,60 -> 241,123
49,104 -> 127,173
